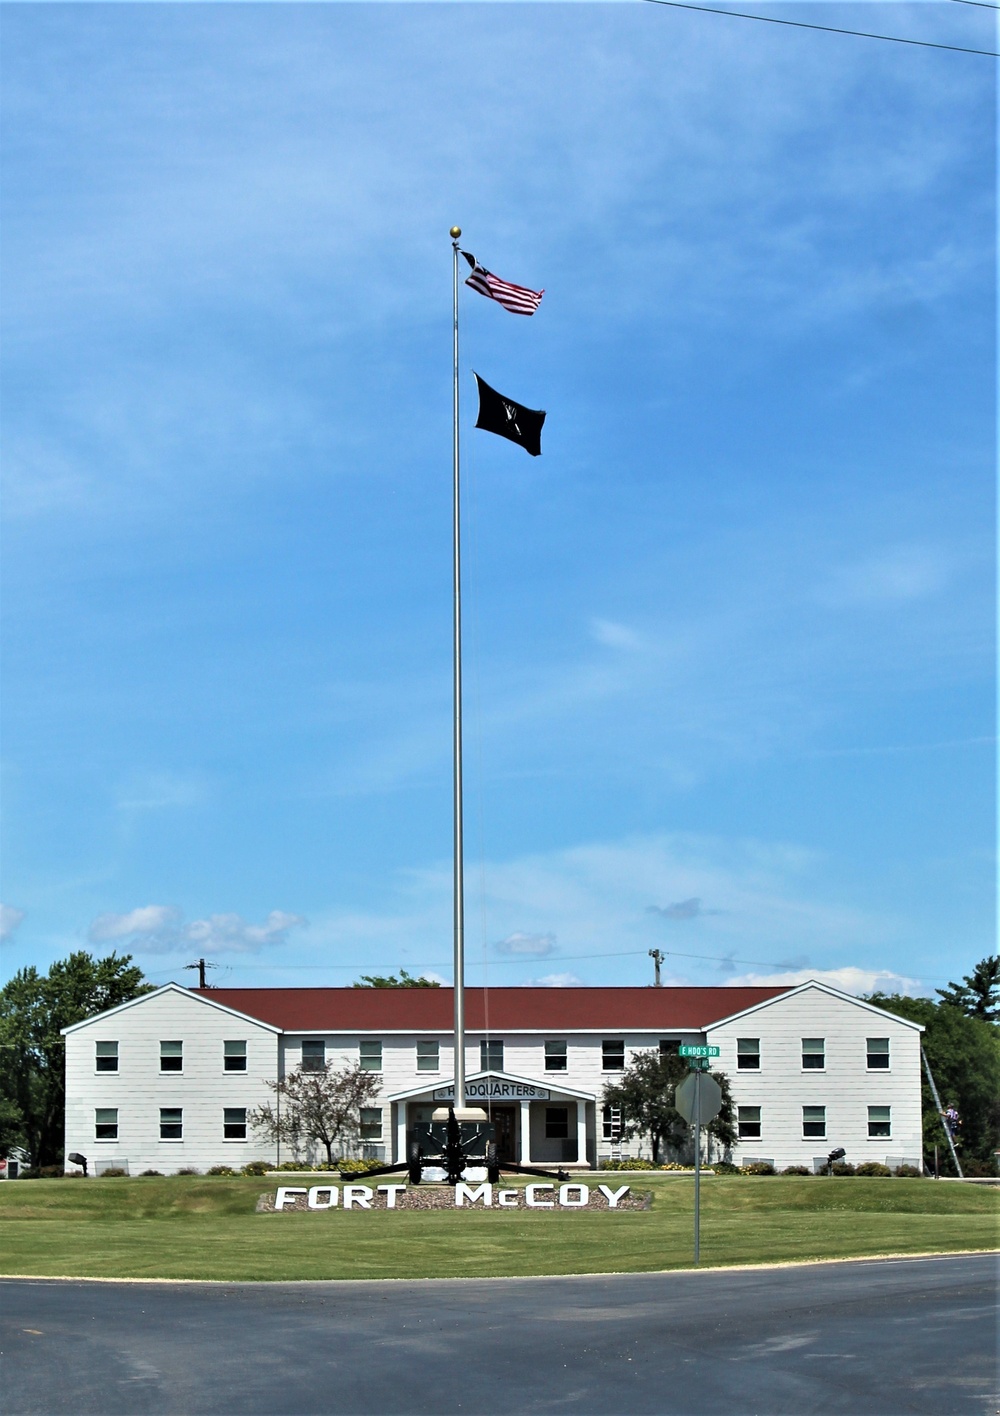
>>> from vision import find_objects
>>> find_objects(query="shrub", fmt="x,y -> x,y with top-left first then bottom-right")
894,1164 -> 922,1177
781,1166 -> 812,1176
207,1165 -> 236,1176
962,1157 -> 999,1178
741,1161 -> 776,1176
100,1168 -> 128,1178
275,1160 -> 313,1171
711,1160 -> 740,1174
241,1160 -> 272,1176
600,1158 -> 655,1170
175,1167 -> 200,1176
855,1161 -> 892,1177
658,1161 -> 691,1171
64,1170 -> 86,1178
338,1158 -> 385,1175
39,1164 -> 66,1178
139,1169 -> 163,1177
830,1161 -> 856,1176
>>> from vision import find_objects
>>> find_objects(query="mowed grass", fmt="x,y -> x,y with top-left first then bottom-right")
1,1174 -> 996,1282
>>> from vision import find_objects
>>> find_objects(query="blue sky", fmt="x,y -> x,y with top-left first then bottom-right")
1,2 -> 994,997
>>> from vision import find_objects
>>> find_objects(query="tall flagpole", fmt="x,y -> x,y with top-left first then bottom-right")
450,225 -> 466,1113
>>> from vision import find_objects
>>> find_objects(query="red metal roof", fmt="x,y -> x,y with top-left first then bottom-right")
196,985 -> 789,1032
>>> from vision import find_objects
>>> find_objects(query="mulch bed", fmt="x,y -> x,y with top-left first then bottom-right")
257,1184 -> 652,1213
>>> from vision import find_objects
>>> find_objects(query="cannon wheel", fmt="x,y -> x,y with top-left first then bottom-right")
486,1141 -> 500,1185
407,1140 -> 422,1186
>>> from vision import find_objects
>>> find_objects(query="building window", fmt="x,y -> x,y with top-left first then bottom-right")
301,1040 -> 325,1072
160,1108 -> 183,1140
360,1107 -> 383,1141
224,1040 -> 247,1072
481,1039 -> 504,1072
868,1106 -> 891,1138
544,1040 -> 567,1071
223,1107 -> 247,1140
602,1105 -> 622,1141
416,1041 -> 439,1072
359,1041 -> 382,1072
801,1038 -> 825,1070
659,1039 -> 680,1057
95,1107 -> 118,1140
545,1107 -> 570,1140
802,1106 -> 826,1139
738,1106 -> 762,1140
866,1038 -> 890,1070
602,1039 -> 625,1071
160,1040 -> 183,1073
96,1041 -> 119,1073
737,1038 -> 760,1070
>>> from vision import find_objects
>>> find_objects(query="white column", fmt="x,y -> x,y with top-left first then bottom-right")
396,1104 -> 407,1165
576,1101 -> 587,1168
519,1100 -> 531,1164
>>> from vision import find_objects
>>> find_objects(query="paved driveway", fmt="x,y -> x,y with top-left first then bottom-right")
2,1253 -> 995,1414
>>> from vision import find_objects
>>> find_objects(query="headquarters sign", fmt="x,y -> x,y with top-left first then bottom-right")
432,1080 -> 550,1102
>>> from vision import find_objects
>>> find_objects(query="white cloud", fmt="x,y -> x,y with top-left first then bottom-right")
725,965 -> 926,997
495,932 -> 556,957
591,618 -> 644,652
0,905 -> 26,941
818,546 -> 950,609
87,905 -> 306,955
521,973 -> 584,988
89,904 -> 179,942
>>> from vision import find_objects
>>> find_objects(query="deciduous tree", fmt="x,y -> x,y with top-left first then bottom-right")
249,1062 -> 382,1165
601,1049 -> 735,1163
352,970 -> 440,988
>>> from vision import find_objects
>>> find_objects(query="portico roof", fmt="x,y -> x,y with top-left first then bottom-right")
386,1069 -> 595,1103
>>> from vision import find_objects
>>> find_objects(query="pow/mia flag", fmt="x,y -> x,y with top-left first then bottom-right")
473,373 -> 545,457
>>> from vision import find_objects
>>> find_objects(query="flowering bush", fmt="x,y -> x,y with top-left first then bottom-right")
740,1161 -> 776,1175
855,1161 -> 892,1177
207,1164 -> 237,1176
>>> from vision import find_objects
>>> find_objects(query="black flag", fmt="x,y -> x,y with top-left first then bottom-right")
473,373 -> 545,457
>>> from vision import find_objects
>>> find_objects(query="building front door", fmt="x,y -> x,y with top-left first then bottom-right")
489,1105 -> 516,1162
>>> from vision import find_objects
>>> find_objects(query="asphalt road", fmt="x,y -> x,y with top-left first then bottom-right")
2,1254 -> 995,1415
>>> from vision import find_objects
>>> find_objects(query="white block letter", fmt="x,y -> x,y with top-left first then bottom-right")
455,1182 -> 492,1208
377,1184 -> 406,1209
307,1186 -> 338,1210
274,1186 -> 306,1211
559,1183 -> 589,1208
497,1189 -> 519,1208
598,1184 -> 630,1209
525,1183 -> 554,1208
343,1184 -> 374,1210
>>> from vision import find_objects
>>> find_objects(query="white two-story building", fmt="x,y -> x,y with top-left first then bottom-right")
62,981 -> 924,1174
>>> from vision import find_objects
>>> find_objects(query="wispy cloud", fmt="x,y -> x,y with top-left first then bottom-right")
647,897 -> 723,921
0,905 -> 26,942
725,965 -> 926,996
521,972 -> 584,989
87,906 -> 306,955
495,931 -> 557,957
591,618 -> 644,652
818,546 -> 950,609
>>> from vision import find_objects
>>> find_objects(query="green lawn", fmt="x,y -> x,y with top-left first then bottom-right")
1,1175 -> 996,1282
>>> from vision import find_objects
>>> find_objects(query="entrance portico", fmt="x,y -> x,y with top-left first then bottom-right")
387,1071 -> 595,1168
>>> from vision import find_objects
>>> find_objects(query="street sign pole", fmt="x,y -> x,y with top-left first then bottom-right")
693,1066 -> 701,1264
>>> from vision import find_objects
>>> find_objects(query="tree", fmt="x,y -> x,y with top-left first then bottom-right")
352,970 -> 440,988
601,1050 -> 735,1163
864,992 -> 1000,1169
935,956 -> 1000,1023
0,951 -> 151,1166
249,1062 -> 382,1164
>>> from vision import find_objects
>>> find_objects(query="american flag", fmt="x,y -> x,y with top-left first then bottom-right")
462,252 -> 544,316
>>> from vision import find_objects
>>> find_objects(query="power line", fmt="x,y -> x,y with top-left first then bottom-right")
946,0 -> 1000,11
640,0 -> 1000,56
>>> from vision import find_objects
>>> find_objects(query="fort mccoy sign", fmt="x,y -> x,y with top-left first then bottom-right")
262,1182 -> 643,1213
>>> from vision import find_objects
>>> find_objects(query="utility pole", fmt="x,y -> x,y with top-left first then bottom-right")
184,958 -> 215,989
649,948 -> 665,987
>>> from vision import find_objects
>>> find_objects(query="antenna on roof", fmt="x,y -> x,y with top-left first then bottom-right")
183,958 -> 217,989
649,948 -> 665,988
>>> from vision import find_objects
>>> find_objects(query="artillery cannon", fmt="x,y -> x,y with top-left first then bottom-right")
340,1104 -> 571,1186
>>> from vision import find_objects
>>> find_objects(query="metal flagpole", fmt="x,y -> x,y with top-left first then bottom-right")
450,225 -> 466,1113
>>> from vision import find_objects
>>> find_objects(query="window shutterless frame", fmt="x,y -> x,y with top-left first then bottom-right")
544,1040 -> 567,1071
223,1107 -> 247,1140
602,1040 -> 625,1071
737,1105 -> 762,1139
802,1105 -> 826,1138
545,1107 -> 569,1140
736,1038 -> 760,1069
416,1041 -> 439,1072
480,1039 -> 503,1072
360,1107 -> 383,1140
359,1041 -> 382,1072
866,1038 -> 890,1069
301,1040 -> 325,1071
95,1107 -> 118,1140
868,1106 -> 891,1138
159,1040 -> 183,1072
160,1107 -> 183,1140
224,1040 -> 247,1072
95,1040 -> 119,1072
801,1038 -> 825,1070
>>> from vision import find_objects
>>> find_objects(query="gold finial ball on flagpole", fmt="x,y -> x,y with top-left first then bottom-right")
450,226 -> 462,238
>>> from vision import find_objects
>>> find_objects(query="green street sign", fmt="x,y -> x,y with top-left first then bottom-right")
678,1045 -> 720,1057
